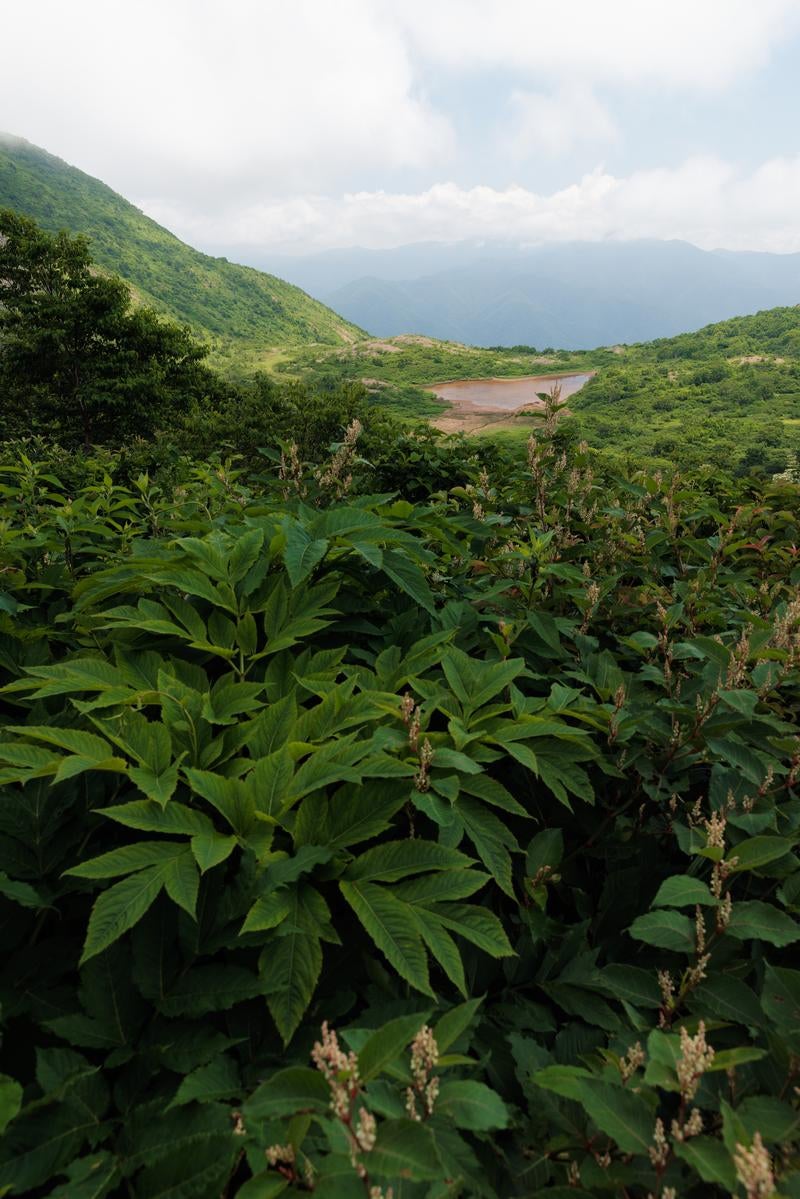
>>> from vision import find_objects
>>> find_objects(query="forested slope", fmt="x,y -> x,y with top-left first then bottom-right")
0,134 -> 363,353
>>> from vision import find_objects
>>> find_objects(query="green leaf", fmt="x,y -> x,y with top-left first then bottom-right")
441,648 -> 523,711
81,865 -> 169,962
358,1011 -> 432,1082
690,973 -> 767,1031
436,1080 -> 509,1130
0,1075 -> 22,1135
265,925 -> 322,1045
434,997 -> 483,1052
762,964 -> 800,1032
381,551 -> 436,615
572,1078 -> 654,1154
96,800 -> 213,836
236,1176 -> 288,1199
457,795 -> 518,897
241,889 -> 292,934
283,521 -> 329,587
158,965 -> 263,1017
737,1096 -> 800,1143
692,975 -> 764,1027
708,1047 -> 767,1072
599,964 -> 661,1008
674,1137 -> 736,1189
244,1067 -> 329,1118
344,839 -> 475,883
340,880 -> 433,995
184,767 -> 253,835
432,902 -> 515,958
525,827 -> 564,877
393,869 -> 490,904
652,875 -> 716,908
0,872 -> 48,910
168,1055 -> 240,1108
727,900 -> 800,946
190,831 -> 237,873
415,914 -> 467,996
65,841 -> 185,880
368,1118 -> 442,1182
729,835 -> 796,873
534,1064 -> 594,1101
128,761 -> 180,807
163,849 -> 199,918
628,909 -> 695,952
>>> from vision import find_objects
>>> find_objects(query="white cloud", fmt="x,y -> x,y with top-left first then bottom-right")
3,1 -> 800,257
152,155 -> 800,254
2,0 -> 798,210
503,87 -> 618,159
394,0 -> 800,90
0,0 -> 454,201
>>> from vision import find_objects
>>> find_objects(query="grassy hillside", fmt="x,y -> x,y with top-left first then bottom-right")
0,134 -> 362,361
569,306 -> 800,474
275,310 -> 800,475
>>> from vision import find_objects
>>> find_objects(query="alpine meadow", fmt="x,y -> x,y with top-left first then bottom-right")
3,16 -> 800,1197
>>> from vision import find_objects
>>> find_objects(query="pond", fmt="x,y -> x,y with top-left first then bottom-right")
429,372 -> 593,412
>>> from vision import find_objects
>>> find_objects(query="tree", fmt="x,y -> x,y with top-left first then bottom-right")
0,209 -> 222,447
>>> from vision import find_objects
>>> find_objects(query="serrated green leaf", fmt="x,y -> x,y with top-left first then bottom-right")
167,1055 -> 240,1108
344,838 -> 475,883
340,880 -> 433,995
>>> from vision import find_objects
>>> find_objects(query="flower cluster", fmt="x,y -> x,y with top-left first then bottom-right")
315,418 -> 362,496
671,1106 -> 703,1142
414,738 -> 434,793
399,691 -> 421,753
726,626 -> 752,688
648,1118 -> 669,1168
311,1021 -> 361,1119
265,1143 -> 295,1169
734,1132 -> 775,1198
619,1041 -> 646,1083
406,1025 -> 440,1121
676,1021 -> 715,1101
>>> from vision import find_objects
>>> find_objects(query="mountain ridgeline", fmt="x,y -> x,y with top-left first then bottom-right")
0,134 -> 362,358
256,239 -> 800,349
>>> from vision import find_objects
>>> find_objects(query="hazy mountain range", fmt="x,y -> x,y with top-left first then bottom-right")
230,239 -> 800,349
3,132 -> 800,353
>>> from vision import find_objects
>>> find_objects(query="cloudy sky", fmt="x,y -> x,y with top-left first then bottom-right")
4,0 -> 800,255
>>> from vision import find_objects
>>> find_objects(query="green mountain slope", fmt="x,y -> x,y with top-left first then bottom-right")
0,134 -> 362,358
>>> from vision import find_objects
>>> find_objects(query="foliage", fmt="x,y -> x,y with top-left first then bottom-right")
0,135 -> 363,354
276,312 -> 800,477
2,420 -> 800,1197
0,210 -> 231,447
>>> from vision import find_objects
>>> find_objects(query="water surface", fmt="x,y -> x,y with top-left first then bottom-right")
430,373 -> 593,411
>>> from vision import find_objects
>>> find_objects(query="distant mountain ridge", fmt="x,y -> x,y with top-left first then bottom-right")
0,134 -> 362,354
244,239 -> 800,349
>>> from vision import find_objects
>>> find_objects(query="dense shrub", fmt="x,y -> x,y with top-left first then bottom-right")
1,427 -> 800,1196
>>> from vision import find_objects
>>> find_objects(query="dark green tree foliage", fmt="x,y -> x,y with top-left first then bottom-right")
2,427 -> 800,1196
0,210 -> 222,446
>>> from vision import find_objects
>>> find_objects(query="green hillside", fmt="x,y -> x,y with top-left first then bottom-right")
273,308 -> 800,475
0,134 -> 362,360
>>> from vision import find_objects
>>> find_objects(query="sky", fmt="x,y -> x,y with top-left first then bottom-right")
4,0 -> 800,255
